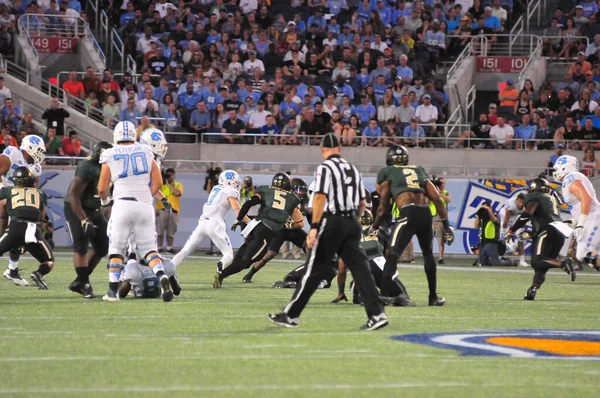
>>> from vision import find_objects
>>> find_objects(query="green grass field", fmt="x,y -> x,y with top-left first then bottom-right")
1,253 -> 599,397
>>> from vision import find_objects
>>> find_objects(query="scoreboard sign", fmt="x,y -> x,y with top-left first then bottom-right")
476,56 -> 528,73
31,37 -> 78,54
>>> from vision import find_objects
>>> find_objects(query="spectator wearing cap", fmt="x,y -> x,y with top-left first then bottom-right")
97,78 -> 120,108
490,115 -> 514,149
307,7 -> 326,31
483,6 -> 503,32
62,71 -> 85,100
548,144 -> 566,172
362,117 -> 384,147
415,94 -> 438,136
189,101 -> 211,135
487,103 -> 498,125
402,117 -> 426,146
570,51 -> 593,74
498,80 -> 518,116
243,50 -> 265,76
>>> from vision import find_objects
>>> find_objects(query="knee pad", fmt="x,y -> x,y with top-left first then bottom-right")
144,252 -> 162,265
107,254 -> 125,269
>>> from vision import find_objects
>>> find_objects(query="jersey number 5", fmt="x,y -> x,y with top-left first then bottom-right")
403,169 -> 419,189
273,190 -> 287,210
12,188 -> 40,209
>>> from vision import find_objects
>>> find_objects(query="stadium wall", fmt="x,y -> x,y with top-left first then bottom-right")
42,170 -> 561,255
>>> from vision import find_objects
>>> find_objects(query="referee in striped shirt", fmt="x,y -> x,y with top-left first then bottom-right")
268,133 -> 388,331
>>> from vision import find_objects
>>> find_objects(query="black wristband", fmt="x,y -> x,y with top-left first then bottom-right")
441,218 -> 449,230
310,220 -> 321,229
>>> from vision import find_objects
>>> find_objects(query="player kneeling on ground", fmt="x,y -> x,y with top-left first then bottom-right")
505,178 -> 575,301
118,254 -> 181,299
0,167 -> 54,289
332,210 -> 415,307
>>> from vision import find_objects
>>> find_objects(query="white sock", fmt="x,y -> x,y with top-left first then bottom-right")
108,271 -> 121,283
520,255 -> 526,263
167,246 -> 172,250
8,259 -> 19,270
152,263 -> 165,275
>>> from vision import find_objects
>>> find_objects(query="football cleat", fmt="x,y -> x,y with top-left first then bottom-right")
428,296 -> 446,306
159,275 -> 173,302
82,283 -> 94,299
213,272 -> 223,288
438,258 -> 445,265
272,280 -> 296,288
267,313 -> 299,328
242,272 -> 253,283
388,294 -> 416,307
561,258 -> 576,282
4,268 -> 29,286
331,294 -> 348,303
30,271 -> 48,290
317,280 -> 331,289
216,261 -> 223,273
360,313 -> 389,331
524,286 -> 537,301
102,289 -> 119,302
68,278 -> 84,295
169,276 -> 181,296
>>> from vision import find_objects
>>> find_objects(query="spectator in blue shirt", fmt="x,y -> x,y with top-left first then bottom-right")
375,0 -> 392,25
307,9 -> 326,31
403,118 -> 426,146
201,82 -> 223,112
358,0 -> 372,21
327,17 -> 341,35
119,98 -> 142,126
354,95 -> 377,124
373,75 -> 388,105
178,84 -> 202,111
259,115 -> 281,144
362,118 -> 384,146
279,91 -> 301,122
396,54 -> 413,84
483,7 -> 503,32
119,3 -> 135,26
68,0 -> 81,13
189,101 -> 211,134
327,0 -> 348,16
2,99 -> 23,130
514,114 -> 536,149
582,0 -> 598,17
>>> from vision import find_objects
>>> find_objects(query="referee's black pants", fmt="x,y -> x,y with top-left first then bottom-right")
284,215 -> 385,319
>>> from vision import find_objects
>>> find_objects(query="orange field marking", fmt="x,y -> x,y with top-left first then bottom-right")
487,337 -> 600,356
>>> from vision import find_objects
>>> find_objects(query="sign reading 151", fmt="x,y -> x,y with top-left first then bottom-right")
31,37 -> 78,54
477,57 -> 528,73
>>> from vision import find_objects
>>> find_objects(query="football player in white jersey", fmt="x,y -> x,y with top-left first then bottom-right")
500,192 -> 528,267
98,121 -> 174,302
0,135 -> 46,286
172,170 -> 249,271
553,155 -> 600,269
118,256 -> 180,299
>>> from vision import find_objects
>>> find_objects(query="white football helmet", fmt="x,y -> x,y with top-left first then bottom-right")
20,135 -> 46,164
113,121 -> 136,144
553,155 -> 578,181
140,128 -> 168,158
218,169 -> 241,190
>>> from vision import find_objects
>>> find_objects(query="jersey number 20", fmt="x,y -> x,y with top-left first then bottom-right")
12,188 -> 40,209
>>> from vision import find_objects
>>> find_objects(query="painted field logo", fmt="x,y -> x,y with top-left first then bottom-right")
391,330 -> 600,360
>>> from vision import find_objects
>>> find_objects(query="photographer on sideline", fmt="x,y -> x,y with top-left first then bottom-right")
474,201 -> 514,267
204,165 -> 222,193
431,177 -> 451,264
240,176 -> 259,220
156,168 -> 183,254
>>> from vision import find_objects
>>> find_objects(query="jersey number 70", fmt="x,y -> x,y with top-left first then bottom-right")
113,153 -> 149,178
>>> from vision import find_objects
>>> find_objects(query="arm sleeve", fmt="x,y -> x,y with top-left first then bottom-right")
509,211 -> 531,233
237,195 -> 260,221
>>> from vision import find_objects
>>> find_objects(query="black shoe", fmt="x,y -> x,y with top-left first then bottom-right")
438,258 -> 445,265
524,286 -> 537,301
4,268 -> 29,286
30,271 -> 48,290
216,261 -> 223,273
573,262 -> 584,272
267,313 -> 299,328
331,294 -> 348,303
166,248 -> 176,254
68,279 -> 84,295
213,272 -> 223,288
389,294 -> 416,307
82,283 -> 94,299
360,313 -> 388,331
429,296 -> 446,306
242,272 -> 253,283
561,258 -> 576,282
159,275 -> 173,302
158,248 -> 166,254
169,276 -> 181,296
317,280 -> 331,289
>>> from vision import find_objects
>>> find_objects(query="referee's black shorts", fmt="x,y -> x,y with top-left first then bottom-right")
64,203 -> 109,256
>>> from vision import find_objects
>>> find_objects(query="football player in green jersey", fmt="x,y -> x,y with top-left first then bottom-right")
64,141 -> 112,298
374,145 -> 452,306
506,178 -> 575,301
215,173 -> 304,288
0,167 -> 54,289
333,210 -> 415,306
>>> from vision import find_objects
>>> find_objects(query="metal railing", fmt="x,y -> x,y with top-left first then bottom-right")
55,71 -> 161,88
465,85 -> 476,123
446,42 -> 471,83
134,117 -> 199,143
525,0 -> 544,32
19,13 -> 87,37
509,16 -> 524,56
517,38 -> 543,88
2,59 -> 119,129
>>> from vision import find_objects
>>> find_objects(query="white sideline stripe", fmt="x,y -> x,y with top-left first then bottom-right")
0,382 -> 588,394
0,354 -> 384,362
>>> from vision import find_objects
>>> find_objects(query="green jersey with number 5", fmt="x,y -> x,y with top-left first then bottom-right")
377,165 -> 430,199
255,185 -> 300,233
524,191 -> 562,232
0,187 -> 47,222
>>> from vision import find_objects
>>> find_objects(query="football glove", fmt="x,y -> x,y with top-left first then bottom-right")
442,228 -> 454,245
160,198 -> 173,214
81,218 -> 97,238
573,225 -> 584,241
503,230 -> 515,246
231,221 -> 247,232
284,219 -> 295,229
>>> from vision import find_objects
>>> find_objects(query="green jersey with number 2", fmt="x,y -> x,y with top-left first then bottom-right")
255,185 -> 300,233
0,187 -> 47,222
377,165 -> 430,200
